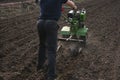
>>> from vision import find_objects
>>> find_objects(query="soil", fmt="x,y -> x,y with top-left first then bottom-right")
0,0 -> 27,3
0,0 -> 120,80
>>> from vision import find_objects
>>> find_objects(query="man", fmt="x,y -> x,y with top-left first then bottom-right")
36,0 -> 77,80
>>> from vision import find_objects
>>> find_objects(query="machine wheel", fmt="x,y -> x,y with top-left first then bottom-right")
68,42 -> 80,57
69,47 -> 78,57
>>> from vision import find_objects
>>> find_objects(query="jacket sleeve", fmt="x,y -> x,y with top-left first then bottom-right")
61,0 -> 68,3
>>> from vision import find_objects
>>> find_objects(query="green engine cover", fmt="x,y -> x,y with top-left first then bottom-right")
59,9 -> 88,37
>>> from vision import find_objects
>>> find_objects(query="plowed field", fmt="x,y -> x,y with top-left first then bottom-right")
0,0 -> 120,80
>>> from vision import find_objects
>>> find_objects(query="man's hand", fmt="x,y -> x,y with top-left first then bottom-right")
74,5 -> 77,10
66,0 -> 77,10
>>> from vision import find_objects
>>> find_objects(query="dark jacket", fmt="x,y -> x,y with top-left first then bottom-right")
39,0 -> 68,21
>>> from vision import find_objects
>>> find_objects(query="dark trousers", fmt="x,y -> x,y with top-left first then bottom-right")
37,19 -> 59,78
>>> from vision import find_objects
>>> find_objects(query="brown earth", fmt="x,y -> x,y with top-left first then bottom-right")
0,0 -> 120,80
0,0 -> 29,3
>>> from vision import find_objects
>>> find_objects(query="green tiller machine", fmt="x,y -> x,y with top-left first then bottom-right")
58,8 -> 88,55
